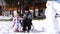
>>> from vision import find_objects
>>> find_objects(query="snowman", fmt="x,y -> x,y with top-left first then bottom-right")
53,0 -> 60,32
45,1 -> 59,34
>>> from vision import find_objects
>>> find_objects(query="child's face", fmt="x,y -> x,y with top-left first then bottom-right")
15,13 -> 20,17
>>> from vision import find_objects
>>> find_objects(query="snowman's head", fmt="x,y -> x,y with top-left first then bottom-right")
46,1 -> 53,8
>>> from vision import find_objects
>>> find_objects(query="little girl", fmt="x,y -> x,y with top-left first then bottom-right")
12,13 -> 22,32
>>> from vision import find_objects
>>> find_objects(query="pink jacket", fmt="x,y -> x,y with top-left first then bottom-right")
13,16 -> 21,26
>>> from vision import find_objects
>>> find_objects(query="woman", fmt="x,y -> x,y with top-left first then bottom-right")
22,7 -> 33,33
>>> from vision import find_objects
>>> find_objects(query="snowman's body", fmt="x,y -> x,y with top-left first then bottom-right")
45,1 -> 59,34
53,0 -> 60,32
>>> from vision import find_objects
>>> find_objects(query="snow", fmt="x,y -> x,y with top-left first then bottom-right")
0,16 -> 45,34
0,0 -> 60,34
0,20 -> 45,34
0,16 -> 12,19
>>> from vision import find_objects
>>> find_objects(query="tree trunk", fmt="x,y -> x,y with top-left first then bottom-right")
33,2 -> 35,18
22,0 -> 24,16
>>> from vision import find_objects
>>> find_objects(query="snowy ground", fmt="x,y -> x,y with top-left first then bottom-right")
0,19 -> 59,34
0,16 -> 12,20
0,20 -> 46,34
1,1 -> 60,34
0,17 -> 60,34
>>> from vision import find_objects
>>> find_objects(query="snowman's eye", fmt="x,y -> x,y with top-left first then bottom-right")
48,3 -> 49,5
